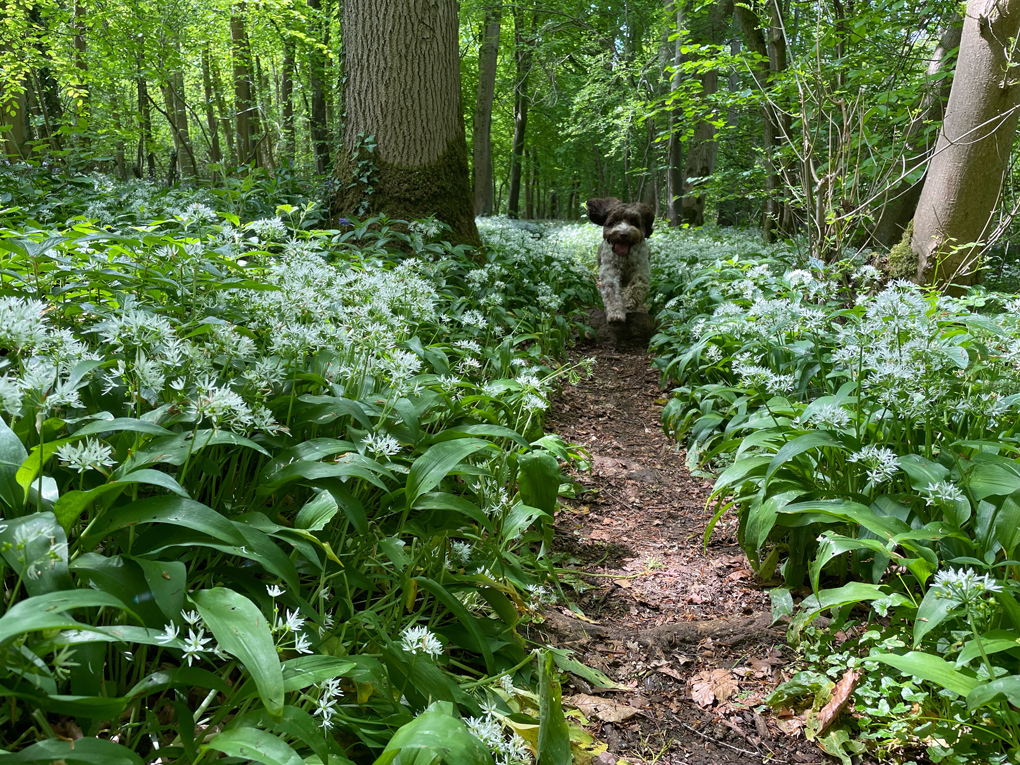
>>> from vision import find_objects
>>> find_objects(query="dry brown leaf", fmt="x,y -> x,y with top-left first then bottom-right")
775,715 -> 805,736
690,669 -> 737,707
815,668 -> 860,734
656,665 -> 683,680
564,693 -> 642,723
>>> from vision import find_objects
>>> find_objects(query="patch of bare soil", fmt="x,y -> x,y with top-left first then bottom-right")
533,313 -> 831,765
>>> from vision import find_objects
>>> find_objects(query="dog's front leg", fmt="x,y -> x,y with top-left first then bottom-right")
598,249 -> 626,323
622,247 -> 650,313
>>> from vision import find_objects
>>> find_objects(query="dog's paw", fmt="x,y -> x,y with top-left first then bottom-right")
606,310 -> 626,324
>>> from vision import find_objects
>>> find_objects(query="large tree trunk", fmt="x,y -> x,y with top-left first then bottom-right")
136,73 -> 156,180
717,37 -> 741,226
507,7 -> 533,219
332,0 -> 480,246
308,0 -> 331,176
871,20 -> 961,248
912,0 -> 1020,287
473,6 -> 501,215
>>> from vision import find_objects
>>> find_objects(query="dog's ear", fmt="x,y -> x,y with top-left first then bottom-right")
586,198 -> 616,226
638,203 -> 655,238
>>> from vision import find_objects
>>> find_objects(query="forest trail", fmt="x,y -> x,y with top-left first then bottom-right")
537,327 -> 828,765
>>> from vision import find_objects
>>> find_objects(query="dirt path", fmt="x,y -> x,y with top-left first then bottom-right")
536,330 -> 828,765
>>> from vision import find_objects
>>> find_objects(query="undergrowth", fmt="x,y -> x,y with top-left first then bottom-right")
0,169 -> 606,765
650,226 -> 1020,765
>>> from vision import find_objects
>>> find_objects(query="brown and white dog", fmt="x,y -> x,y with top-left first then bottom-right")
586,197 -> 654,324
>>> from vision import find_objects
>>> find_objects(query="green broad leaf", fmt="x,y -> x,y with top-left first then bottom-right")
416,576 -> 494,674
230,705 -> 343,765
800,582 -> 899,615
126,666 -> 232,699
967,675 -> 1020,710
957,631 -> 1020,666
0,681 -> 128,720
259,455 -> 391,493
53,469 -> 189,533
206,727 -> 303,765
810,534 -> 893,596
712,455 -> 771,494
193,588 -> 284,718
406,439 -> 495,509
769,588 -> 794,624
126,429 -> 270,470
84,496 -> 246,547
0,590 -> 132,645
537,650 -> 571,765
897,454 -> 949,491
294,490 -> 339,531
73,417 -> 172,439
914,583 -> 959,646
518,451 -> 561,514
765,431 -> 845,484
748,489 -> 804,551
432,423 -> 529,448
873,651 -> 979,696
0,737 -> 144,764
281,655 -> 357,692
503,504 -> 549,541
415,491 -> 492,531
993,494 -> 1020,557
378,701 -> 492,765
548,647 -> 629,691
0,512 -> 72,595
132,556 -> 187,622
0,415 -> 27,508
779,499 -> 909,542
968,457 -> 1020,500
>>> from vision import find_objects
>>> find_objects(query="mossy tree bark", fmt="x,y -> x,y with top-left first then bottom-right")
911,0 -> 1020,287
333,0 -> 479,246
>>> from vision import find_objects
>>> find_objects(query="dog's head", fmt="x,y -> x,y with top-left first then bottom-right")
586,197 -> 654,257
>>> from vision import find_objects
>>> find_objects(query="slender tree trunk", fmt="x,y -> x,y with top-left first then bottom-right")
0,79 -> 27,160
73,0 -> 90,155
332,0 -> 480,246
473,6 -> 501,215
912,0 -> 1020,287
209,53 -> 235,166
30,8 -> 63,154
736,1 -> 788,241
232,4 -> 256,166
254,55 -> 276,171
507,7 -> 533,219
202,46 -> 223,165
163,67 -> 197,178
717,36 -> 741,226
137,73 -> 155,180
666,0 -> 683,227
308,0 -> 332,176
871,20 -> 961,248
681,1 -> 728,226
282,37 -> 296,163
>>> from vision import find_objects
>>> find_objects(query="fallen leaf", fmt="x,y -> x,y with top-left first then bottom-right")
564,694 -> 642,723
775,715 -> 805,736
690,669 -> 737,707
656,665 -> 683,680
814,668 -> 860,734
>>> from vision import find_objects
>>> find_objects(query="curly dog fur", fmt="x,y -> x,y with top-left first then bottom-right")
586,197 -> 654,324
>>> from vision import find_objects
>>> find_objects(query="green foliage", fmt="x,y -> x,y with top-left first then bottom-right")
0,171 -> 589,762
650,226 -> 1020,762
887,221 -> 917,281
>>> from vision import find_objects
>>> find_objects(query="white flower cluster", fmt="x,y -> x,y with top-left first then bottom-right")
465,711 -> 532,765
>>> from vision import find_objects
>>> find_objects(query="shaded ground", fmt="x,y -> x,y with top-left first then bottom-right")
534,313 -> 830,765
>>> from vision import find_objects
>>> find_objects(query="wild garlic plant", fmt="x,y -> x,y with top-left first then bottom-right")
0,172 -> 596,763
650,226 -> 1020,764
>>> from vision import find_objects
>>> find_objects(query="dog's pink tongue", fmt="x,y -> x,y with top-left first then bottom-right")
613,243 -> 630,256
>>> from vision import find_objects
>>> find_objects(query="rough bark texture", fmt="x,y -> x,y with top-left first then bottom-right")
333,0 -> 480,246
473,6 -> 502,215
162,68 -> 196,178
871,20 -> 961,249
912,0 -> 1020,286
507,7 -> 533,219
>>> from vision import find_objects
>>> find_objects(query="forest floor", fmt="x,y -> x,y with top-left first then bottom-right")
533,314 -> 832,765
